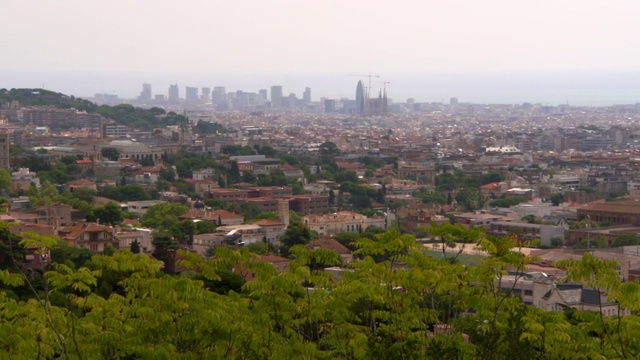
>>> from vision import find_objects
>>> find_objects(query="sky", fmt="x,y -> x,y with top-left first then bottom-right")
2,0 -> 640,104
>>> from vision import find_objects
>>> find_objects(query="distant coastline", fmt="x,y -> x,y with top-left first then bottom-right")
1,69 -> 638,107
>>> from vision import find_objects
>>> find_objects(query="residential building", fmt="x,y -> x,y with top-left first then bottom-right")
289,195 -> 328,215
303,211 -> 385,237
58,223 -> 120,252
487,221 -> 567,246
11,168 -> 40,192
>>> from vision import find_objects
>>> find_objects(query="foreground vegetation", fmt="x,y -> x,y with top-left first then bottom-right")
2,225 -> 640,359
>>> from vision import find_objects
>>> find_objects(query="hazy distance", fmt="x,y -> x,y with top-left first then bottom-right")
2,0 -> 639,105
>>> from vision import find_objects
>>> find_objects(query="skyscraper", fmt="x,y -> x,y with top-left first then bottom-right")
185,86 -> 199,101
355,81 -> 365,116
201,87 -> 211,102
212,86 -> 226,104
139,83 -> 152,102
303,87 -> 311,104
168,84 -> 179,104
270,86 -> 283,109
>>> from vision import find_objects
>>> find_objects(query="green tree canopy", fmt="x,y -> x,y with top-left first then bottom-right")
100,147 -> 120,161
140,203 -> 190,230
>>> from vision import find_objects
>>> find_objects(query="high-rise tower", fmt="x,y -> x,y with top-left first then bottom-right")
270,86 -> 283,109
303,87 -> 311,104
168,84 -> 179,104
139,83 -> 152,102
355,81 -> 365,116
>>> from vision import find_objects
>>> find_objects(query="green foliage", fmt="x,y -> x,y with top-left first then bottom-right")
577,186 -> 597,194
279,218 -> 314,257
92,201 -> 124,226
551,192 -> 564,206
415,188 -> 447,205
193,120 -> 227,134
0,223 -> 26,270
4,218 -> 640,359
221,145 -> 255,156
130,239 -> 141,254
141,203 -> 190,230
319,141 -> 340,156
101,184 -> 154,202
246,241 -> 269,255
100,147 -> 120,161
455,187 -> 485,210
251,212 -> 277,222
489,197 -> 527,208
0,168 -> 11,192
612,234 -> 640,247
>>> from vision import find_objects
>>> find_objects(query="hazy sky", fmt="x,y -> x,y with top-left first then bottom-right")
2,0 -> 640,103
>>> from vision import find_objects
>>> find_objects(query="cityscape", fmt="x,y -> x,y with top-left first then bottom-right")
2,0 -> 640,358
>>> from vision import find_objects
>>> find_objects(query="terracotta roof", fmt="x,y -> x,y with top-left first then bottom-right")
279,163 -> 298,171
252,219 -> 285,227
184,178 -> 216,184
480,182 -> 501,190
68,179 -> 96,186
59,223 -> 114,241
579,200 -> 640,215
180,209 -> 243,220
309,239 -> 351,255
260,254 -> 291,263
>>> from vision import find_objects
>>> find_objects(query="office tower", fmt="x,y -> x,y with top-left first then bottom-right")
212,86 -> 226,104
201,87 -> 211,102
355,81 -> 365,116
324,99 -> 336,113
168,84 -> 179,104
139,83 -> 152,102
258,89 -> 268,103
450,97 -> 458,105
270,86 -> 283,109
303,87 -> 311,104
185,86 -> 199,101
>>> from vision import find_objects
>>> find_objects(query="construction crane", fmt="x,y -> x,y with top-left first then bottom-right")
349,73 -> 380,94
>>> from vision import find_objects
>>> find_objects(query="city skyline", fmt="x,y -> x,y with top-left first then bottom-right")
2,1 -> 640,106
7,70 -> 635,107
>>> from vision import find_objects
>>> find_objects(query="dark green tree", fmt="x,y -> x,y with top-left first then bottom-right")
130,240 -> 141,254
93,202 -> 124,226
279,218 -> 313,257
101,147 -> 120,161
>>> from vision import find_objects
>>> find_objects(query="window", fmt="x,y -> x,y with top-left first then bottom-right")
524,290 -> 533,296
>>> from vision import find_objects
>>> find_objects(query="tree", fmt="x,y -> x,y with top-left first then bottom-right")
0,222 -> 26,270
130,240 -> 141,254
102,244 -> 117,256
612,234 -> 640,247
334,231 -> 361,251
228,161 -> 241,184
159,167 -> 176,182
242,170 -> 256,184
246,241 -> 269,255
101,147 -> 120,161
93,201 -> 124,226
0,168 -> 11,192
151,230 -> 179,266
318,141 -> 340,156
551,192 -> 564,206
141,203 -> 189,230
194,221 -> 216,235
279,218 -> 313,257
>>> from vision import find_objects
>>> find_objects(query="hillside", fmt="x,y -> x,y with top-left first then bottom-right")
0,88 -> 188,131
